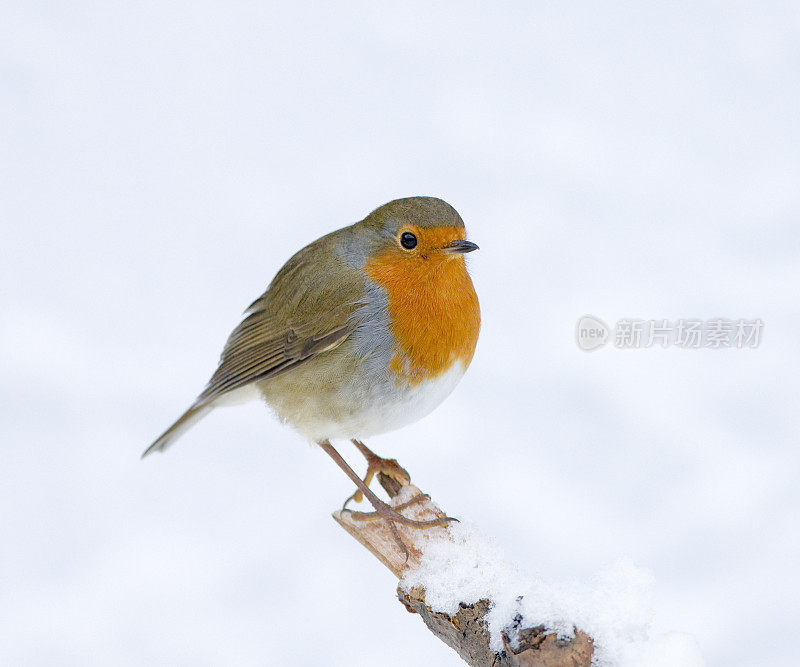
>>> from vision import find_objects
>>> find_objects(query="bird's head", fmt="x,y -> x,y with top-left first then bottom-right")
357,196 -> 478,270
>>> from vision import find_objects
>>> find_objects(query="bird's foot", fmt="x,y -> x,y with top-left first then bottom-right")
345,492 -> 430,520
343,493 -> 457,560
318,439 -> 450,559
343,441 -> 411,509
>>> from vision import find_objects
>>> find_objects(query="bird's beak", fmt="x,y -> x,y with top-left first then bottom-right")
441,239 -> 479,254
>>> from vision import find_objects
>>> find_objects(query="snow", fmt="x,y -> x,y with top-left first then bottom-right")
3,3 -> 799,665
400,521 -> 705,666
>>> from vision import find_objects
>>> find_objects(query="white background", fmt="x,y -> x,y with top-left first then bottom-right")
2,2 -> 798,665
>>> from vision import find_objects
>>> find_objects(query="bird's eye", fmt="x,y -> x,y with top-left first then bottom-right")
400,231 -> 418,250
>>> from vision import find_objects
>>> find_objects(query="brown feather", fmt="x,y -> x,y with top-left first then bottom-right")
197,229 -> 364,402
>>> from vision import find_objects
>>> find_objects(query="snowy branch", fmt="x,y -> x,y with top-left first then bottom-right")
332,473 -> 594,666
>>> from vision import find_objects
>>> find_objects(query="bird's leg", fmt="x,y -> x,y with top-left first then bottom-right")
344,492 -> 431,520
318,440 -> 454,558
344,439 -> 411,507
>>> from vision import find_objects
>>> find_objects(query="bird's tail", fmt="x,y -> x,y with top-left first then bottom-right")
141,401 -> 214,458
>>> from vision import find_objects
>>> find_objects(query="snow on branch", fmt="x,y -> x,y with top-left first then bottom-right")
333,473 -> 594,666
333,470 -> 704,666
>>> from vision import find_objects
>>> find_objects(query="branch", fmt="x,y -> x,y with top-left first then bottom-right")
332,472 -> 595,666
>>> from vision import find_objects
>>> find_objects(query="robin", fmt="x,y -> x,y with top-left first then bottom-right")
143,196 -> 480,553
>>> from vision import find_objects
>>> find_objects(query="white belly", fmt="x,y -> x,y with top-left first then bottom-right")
324,361 -> 467,441
257,357 -> 468,443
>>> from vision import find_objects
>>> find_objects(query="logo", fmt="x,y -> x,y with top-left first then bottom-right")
575,316 -> 763,350
576,315 -> 609,351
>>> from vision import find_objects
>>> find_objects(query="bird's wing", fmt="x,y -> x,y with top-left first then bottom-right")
198,232 -> 363,403
198,308 -> 353,401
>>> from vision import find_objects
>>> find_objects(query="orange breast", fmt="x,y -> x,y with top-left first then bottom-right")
364,229 -> 480,385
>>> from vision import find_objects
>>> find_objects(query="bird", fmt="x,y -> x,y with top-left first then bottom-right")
143,196 -> 480,553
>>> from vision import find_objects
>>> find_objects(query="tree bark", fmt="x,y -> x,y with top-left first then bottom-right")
332,472 -> 594,667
